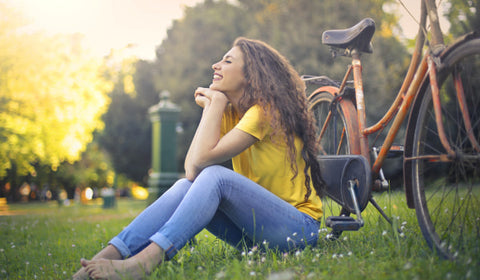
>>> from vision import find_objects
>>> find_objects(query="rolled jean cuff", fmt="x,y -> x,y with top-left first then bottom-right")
150,232 -> 178,260
108,236 -> 133,258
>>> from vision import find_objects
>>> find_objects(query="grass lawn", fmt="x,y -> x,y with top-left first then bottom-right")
0,191 -> 478,279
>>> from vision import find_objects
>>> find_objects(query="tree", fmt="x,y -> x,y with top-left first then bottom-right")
98,59 -> 157,184
0,3 -> 111,199
445,0 -> 479,36
153,0 -> 247,167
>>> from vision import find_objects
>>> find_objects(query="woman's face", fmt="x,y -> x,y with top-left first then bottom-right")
210,46 -> 246,100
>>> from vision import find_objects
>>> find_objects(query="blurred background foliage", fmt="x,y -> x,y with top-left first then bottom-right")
0,0 -> 477,201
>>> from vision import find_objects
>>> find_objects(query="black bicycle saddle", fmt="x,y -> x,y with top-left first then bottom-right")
322,18 -> 376,53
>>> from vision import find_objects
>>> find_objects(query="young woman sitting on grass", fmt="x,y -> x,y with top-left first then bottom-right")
73,37 -> 325,280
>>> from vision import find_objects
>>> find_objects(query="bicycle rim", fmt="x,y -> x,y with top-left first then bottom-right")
411,38 -> 480,260
308,91 -> 359,156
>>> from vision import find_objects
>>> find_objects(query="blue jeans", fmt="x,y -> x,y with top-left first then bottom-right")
109,165 -> 321,260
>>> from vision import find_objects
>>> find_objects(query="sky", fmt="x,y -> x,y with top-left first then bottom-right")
12,0 -> 204,60
11,0 -> 449,61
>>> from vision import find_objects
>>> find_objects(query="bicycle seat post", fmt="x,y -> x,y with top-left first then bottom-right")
351,50 -> 370,162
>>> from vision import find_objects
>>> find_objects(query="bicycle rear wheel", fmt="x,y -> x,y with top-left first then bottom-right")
308,90 -> 360,156
410,38 -> 480,260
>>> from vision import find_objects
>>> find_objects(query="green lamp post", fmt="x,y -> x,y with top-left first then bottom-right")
148,90 -> 181,200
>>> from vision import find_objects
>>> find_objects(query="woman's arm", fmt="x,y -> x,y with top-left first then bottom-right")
184,87 -> 257,181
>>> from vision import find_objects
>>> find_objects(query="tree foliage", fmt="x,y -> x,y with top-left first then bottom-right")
99,59 -> 157,184
153,0 -> 248,165
445,0 -> 479,36
0,2 -> 112,178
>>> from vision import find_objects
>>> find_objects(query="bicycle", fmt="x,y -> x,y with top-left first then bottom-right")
304,0 -> 480,260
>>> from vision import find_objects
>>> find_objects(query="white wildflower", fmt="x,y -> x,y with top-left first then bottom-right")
404,262 -> 413,270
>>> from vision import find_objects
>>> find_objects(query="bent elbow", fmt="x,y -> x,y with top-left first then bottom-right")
185,170 -> 196,182
184,162 -> 200,181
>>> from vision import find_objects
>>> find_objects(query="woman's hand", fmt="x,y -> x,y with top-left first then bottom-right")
194,87 -> 228,108
186,86 -> 251,180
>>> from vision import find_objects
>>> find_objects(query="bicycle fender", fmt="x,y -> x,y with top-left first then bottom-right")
308,86 -> 339,101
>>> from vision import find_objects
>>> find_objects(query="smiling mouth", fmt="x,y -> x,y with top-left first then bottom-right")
213,73 -> 222,80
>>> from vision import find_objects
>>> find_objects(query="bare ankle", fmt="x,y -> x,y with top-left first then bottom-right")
93,244 -> 123,260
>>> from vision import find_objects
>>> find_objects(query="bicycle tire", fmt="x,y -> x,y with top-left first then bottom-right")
308,90 -> 360,156
410,37 -> 480,260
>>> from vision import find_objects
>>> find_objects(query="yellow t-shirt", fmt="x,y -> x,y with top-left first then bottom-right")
221,105 -> 323,220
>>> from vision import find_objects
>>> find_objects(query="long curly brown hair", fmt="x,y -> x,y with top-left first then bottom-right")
233,37 -> 325,200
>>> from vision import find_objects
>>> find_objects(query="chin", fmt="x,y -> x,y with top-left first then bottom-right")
209,84 -> 222,91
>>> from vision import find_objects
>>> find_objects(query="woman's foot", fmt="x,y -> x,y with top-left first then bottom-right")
81,258 -> 149,280
71,265 -> 89,280
72,244 -> 123,279
82,243 -> 164,279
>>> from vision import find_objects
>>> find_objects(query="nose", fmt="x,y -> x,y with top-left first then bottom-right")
212,62 -> 220,70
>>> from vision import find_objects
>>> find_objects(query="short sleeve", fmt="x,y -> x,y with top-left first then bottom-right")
235,105 -> 269,140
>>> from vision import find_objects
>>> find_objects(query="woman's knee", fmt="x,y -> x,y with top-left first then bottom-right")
197,165 -> 231,179
191,165 -> 234,194
158,178 -> 192,199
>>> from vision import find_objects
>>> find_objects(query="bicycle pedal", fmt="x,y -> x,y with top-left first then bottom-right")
326,216 -> 362,231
